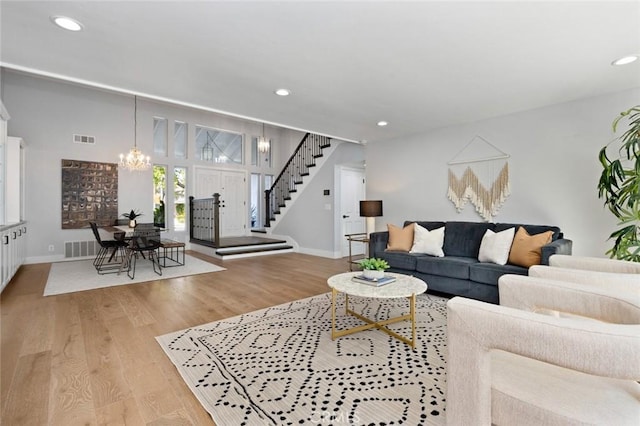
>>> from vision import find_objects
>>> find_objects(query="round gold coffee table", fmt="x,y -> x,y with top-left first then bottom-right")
327,272 -> 427,349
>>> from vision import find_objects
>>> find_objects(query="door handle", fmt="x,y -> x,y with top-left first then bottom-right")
342,215 -> 349,218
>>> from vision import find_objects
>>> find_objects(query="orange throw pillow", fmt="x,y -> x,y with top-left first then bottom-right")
508,227 -> 553,268
386,223 -> 414,252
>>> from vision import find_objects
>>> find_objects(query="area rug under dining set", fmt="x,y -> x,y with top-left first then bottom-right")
157,292 -> 448,425
44,254 -> 226,296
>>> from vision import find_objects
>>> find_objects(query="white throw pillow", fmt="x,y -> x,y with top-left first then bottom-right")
410,224 -> 445,257
478,227 -> 516,265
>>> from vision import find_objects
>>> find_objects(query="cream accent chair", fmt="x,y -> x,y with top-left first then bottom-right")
446,275 -> 640,425
528,264 -> 640,317
548,254 -> 640,273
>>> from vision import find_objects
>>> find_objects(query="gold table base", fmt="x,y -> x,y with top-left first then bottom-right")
331,288 -> 418,349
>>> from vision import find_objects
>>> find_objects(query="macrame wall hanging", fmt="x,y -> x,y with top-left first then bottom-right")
447,136 -> 511,222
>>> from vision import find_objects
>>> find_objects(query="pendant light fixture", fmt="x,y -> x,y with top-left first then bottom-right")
119,95 -> 150,171
258,122 -> 270,153
202,132 -> 215,162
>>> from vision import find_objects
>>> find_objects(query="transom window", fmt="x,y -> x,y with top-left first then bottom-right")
195,126 -> 243,165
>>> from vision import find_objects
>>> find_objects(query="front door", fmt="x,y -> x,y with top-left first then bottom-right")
194,167 -> 247,237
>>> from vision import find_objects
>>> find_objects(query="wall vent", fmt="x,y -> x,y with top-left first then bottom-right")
65,240 -> 99,258
73,134 -> 96,145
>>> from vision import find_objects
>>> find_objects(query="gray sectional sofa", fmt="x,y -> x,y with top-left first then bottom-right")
368,221 -> 572,304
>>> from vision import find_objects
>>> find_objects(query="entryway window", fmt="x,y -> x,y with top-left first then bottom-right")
174,121 -> 187,159
195,126 -> 243,165
153,165 -> 167,228
174,167 -> 186,231
250,173 -> 261,229
249,173 -> 274,229
250,136 -> 272,168
153,117 -> 168,157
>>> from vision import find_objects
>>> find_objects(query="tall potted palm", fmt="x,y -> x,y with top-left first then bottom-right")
597,105 -> 640,261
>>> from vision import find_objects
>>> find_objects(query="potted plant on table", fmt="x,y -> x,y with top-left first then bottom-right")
122,209 -> 144,228
359,257 -> 390,280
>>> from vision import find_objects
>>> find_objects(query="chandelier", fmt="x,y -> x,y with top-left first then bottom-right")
258,122 -> 270,153
119,95 -> 150,171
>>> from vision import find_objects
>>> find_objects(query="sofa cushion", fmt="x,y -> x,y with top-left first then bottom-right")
410,224 -> 445,256
496,223 -> 561,241
443,222 -> 496,258
378,251 -> 421,270
478,227 -> 516,265
416,256 -> 478,280
386,223 -> 414,251
405,221 -> 446,231
469,262 -> 528,286
508,227 -> 554,268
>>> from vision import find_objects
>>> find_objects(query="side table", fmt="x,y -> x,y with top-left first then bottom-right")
346,232 -> 369,271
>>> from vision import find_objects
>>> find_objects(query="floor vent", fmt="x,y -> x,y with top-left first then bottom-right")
73,134 -> 96,145
65,240 -> 99,258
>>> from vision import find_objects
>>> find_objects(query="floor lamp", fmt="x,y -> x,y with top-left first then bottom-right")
360,200 -> 383,237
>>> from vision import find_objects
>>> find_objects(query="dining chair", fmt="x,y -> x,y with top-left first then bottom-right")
123,223 -> 162,279
89,222 -> 128,274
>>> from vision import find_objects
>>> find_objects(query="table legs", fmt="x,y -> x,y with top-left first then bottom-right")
331,290 -> 418,349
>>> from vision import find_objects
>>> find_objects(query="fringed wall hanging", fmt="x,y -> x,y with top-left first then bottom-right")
447,136 -> 510,222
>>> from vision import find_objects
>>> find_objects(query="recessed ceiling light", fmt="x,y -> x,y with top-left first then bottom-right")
275,89 -> 291,96
611,55 -> 638,66
377,121 -> 388,127
51,16 -> 83,32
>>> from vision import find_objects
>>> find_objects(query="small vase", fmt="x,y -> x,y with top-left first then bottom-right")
129,219 -> 137,228
363,269 -> 385,280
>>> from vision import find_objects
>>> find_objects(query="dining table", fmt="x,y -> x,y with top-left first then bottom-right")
97,226 -> 126,247
99,224 -> 165,276
100,224 -> 165,241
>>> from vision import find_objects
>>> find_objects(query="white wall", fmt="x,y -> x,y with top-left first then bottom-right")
5,68 -> 635,261
1,70 -> 308,262
366,88 -> 640,257
272,141 -> 365,257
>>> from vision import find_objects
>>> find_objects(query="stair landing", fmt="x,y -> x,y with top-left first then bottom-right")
190,235 -> 293,259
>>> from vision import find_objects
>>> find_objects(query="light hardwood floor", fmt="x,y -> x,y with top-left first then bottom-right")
1,251 -> 349,425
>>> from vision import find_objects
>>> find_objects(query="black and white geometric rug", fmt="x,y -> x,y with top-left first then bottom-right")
156,292 -> 448,425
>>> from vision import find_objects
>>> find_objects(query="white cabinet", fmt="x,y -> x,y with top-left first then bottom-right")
0,101 -> 27,292
5,137 -> 25,223
1,222 -> 27,292
0,104 -> 7,225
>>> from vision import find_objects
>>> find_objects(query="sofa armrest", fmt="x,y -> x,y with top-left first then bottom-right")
368,231 -> 389,257
540,238 -> 572,265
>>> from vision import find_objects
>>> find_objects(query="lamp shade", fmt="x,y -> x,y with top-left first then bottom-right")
359,200 -> 383,217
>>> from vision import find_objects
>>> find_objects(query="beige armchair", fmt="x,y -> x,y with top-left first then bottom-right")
549,254 -> 640,273
446,275 -> 640,425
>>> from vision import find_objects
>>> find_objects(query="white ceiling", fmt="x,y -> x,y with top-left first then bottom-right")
1,1 -> 639,143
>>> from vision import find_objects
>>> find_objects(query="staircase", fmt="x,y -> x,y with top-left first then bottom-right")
264,133 -> 332,227
189,132 -> 332,259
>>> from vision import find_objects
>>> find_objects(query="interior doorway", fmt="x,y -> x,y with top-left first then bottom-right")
339,166 -> 366,257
